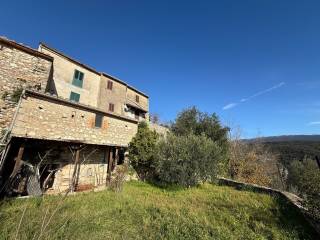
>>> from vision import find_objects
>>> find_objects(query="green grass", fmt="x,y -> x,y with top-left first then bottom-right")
0,181 -> 317,240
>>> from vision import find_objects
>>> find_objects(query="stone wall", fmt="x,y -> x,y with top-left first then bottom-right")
11,92 -> 138,147
12,91 -> 137,146
149,122 -> 169,136
0,39 -> 52,136
47,146 -> 108,193
218,177 -> 320,237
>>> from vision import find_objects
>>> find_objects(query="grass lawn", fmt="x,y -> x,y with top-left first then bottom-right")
0,181 -> 317,240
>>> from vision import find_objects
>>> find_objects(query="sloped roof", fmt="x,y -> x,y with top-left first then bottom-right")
0,37 -> 53,61
40,43 -> 149,98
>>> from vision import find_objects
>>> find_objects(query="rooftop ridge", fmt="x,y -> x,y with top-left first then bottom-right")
0,37 -> 53,61
40,42 -> 149,98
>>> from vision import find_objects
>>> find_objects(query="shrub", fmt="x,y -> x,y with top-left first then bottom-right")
228,139 -> 283,188
154,133 -> 224,187
109,164 -> 128,192
288,159 -> 320,221
128,122 -> 159,180
171,107 -> 229,174
11,87 -> 23,103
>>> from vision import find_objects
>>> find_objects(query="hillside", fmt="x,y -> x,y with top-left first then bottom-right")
0,181 -> 317,240
244,135 -> 320,166
245,135 -> 320,142
265,141 -> 320,166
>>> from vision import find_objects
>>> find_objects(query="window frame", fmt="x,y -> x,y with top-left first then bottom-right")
136,95 -> 140,103
107,81 -> 113,90
69,91 -> 80,102
109,103 -> 115,112
95,114 -> 103,128
72,69 -> 84,88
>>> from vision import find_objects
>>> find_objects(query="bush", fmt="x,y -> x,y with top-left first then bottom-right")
11,87 -> 23,103
288,159 -> 320,221
128,122 -> 159,180
154,133 -> 224,187
228,139 -> 283,188
109,164 -> 128,192
171,107 -> 229,174
129,108 -> 229,187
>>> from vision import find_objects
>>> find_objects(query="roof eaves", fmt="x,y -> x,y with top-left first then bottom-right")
40,43 -> 149,98
101,72 -> 149,98
0,37 -> 53,61
39,42 -> 100,75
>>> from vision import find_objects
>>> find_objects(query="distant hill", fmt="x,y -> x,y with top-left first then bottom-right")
244,135 -> 320,143
244,135 -> 320,167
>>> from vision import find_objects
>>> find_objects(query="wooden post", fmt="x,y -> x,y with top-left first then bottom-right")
70,147 -> 80,192
106,147 -> 113,185
9,144 -> 25,178
113,148 -> 119,170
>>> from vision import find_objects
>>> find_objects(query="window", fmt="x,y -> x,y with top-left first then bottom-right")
107,81 -> 113,90
109,103 -> 114,112
95,114 -> 103,128
135,110 -> 139,120
72,70 -> 84,88
136,95 -> 139,103
69,92 -> 80,102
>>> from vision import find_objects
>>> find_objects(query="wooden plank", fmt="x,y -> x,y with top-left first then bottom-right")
106,147 -> 113,185
70,148 -> 80,192
9,144 -> 25,178
114,148 -> 119,170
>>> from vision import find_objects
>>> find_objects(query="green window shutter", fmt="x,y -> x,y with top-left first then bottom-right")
72,70 -> 84,88
70,92 -> 80,102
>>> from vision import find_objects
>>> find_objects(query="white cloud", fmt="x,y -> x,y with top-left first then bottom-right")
222,82 -> 285,110
308,121 -> 320,125
222,103 -> 238,110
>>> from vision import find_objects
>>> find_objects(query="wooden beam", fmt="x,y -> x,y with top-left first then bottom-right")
114,148 -> 119,170
106,147 -> 113,185
70,147 -> 80,192
9,144 -> 25,178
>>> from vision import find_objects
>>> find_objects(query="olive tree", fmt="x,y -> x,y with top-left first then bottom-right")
154,133 -> 224,187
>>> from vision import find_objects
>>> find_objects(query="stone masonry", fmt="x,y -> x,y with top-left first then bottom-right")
0,38 -> 52,136
11,91 -> 138,147
0,36 -> 151,195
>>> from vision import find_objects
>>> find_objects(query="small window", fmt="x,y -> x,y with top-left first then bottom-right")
69,92 -> 80,102
95,114 -> 103,128
109,103 -> 114,112
135,110 -> 139,120
107,81 -> 113,90
72,70 -> 84,88
136,95 -> 139,103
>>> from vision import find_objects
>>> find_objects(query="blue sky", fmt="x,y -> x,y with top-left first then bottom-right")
1,0 -> 320,138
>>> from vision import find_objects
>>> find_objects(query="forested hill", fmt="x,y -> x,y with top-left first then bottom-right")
245,135 -> 320,143
244,135 -> 320,166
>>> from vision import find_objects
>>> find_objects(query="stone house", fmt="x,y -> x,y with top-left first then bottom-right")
0,36 -> 156,196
